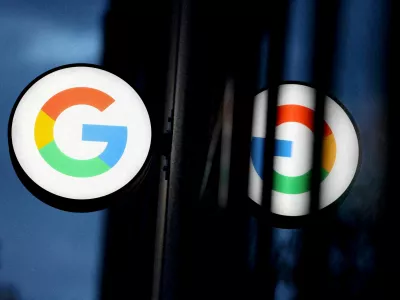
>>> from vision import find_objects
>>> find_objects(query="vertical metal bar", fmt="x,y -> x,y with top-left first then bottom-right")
158,0 -> 191,299
150,0 -> 183,298
159,0 -> 232,298
297,1 -> 340,299
252,1 -> 290,299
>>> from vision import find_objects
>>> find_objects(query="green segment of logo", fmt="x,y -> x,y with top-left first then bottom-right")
273,168 -> 329,194
39,141 -> 110,177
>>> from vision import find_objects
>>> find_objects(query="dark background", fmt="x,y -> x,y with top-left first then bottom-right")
0,0 -> 392,299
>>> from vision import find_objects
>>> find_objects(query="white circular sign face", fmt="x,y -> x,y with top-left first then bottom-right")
9,65 -> 152,211
248,83 -> 360,217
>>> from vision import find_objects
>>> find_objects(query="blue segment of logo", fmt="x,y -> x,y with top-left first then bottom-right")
275,139 -> 293,157
82,124 -> 128,168
251,137 -> 293,179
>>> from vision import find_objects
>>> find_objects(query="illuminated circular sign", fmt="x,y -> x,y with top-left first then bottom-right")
248,83 -> 360,219
9,64 -> 152,212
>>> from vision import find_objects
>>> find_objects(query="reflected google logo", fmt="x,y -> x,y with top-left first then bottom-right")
251,104 -> 336,194
248,83 -> 360,218
9,65 -> 152,212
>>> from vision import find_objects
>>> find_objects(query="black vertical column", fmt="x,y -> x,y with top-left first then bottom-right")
296,1 -> 340,299
253,1 -> 290,299
220,1 -> 263,299
159,0 -> 232,299
100,0 -> 173,299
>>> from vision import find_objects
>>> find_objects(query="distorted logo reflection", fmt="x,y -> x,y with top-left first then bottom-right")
248,83 -> 360,221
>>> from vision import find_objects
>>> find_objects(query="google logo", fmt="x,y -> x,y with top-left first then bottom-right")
35,87 -> 127,177
9,65 -> 152,212
248,83 -> 360,219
